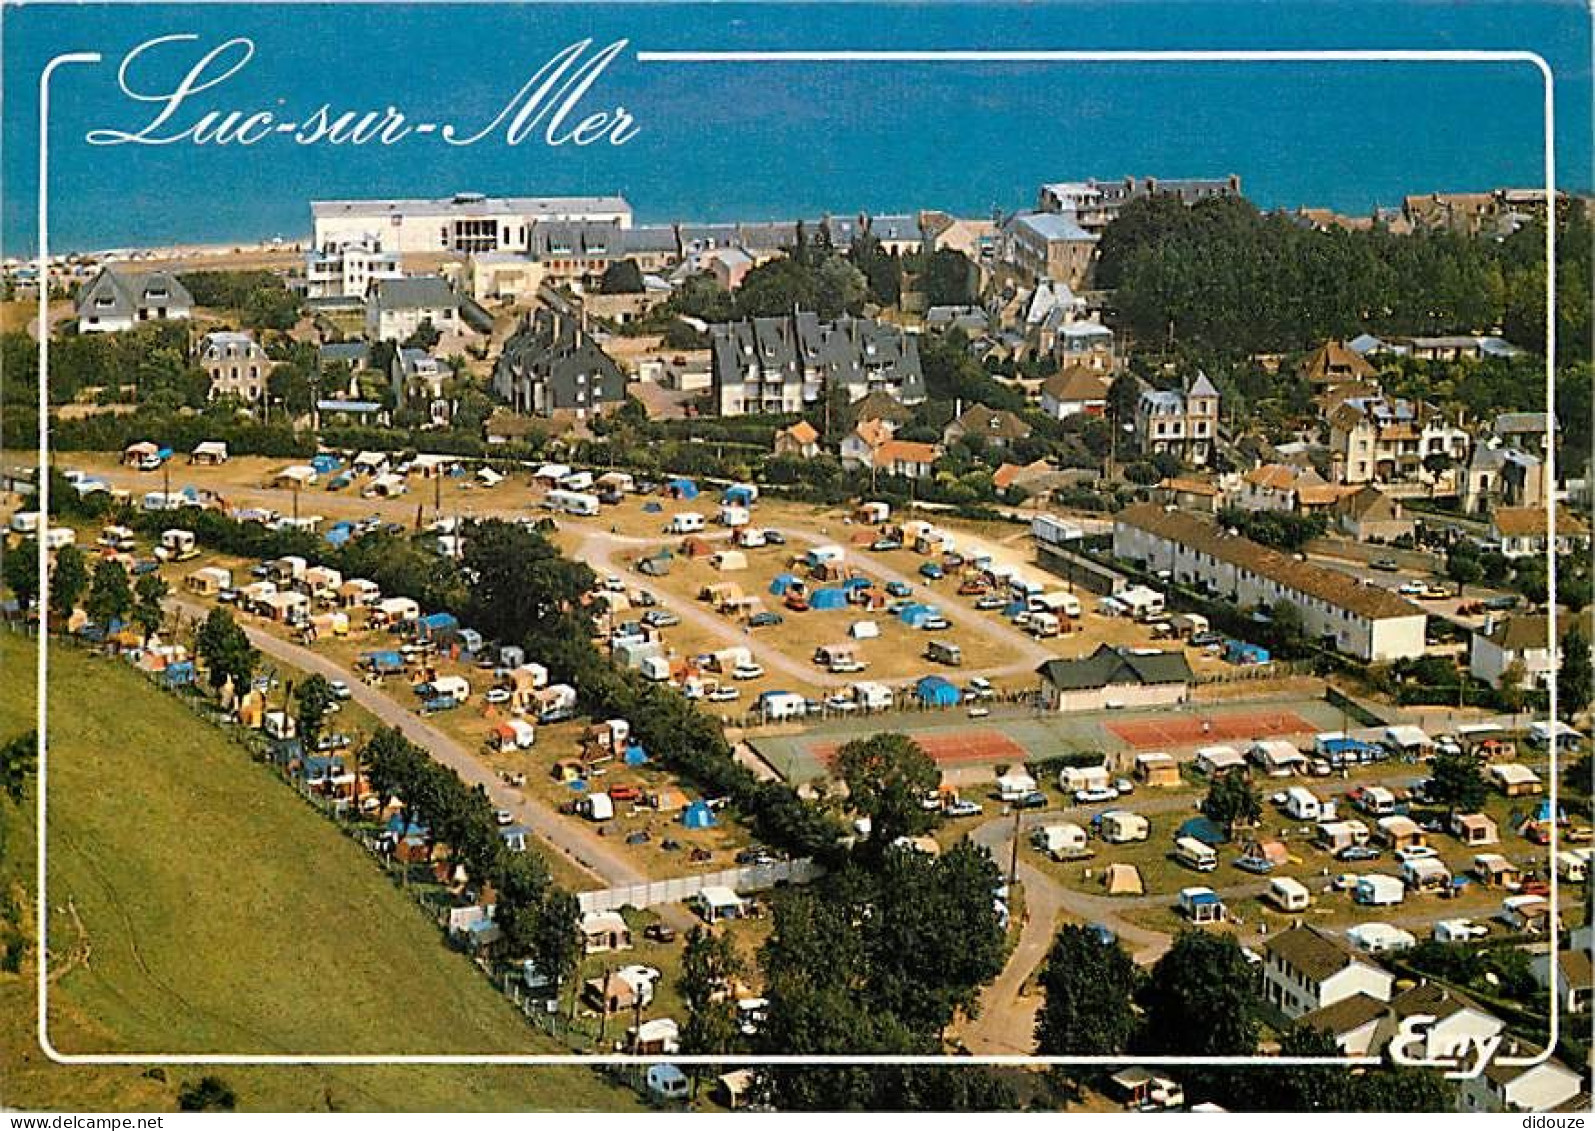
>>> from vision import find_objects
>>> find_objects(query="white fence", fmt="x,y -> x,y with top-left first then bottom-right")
577,857 -> 822,914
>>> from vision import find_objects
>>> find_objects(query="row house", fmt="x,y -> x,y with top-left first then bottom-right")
1000,211 -> 1098,289
311,191 -> 633,255
303,234 -> 402,299
709,313 -> 925,418
492,307 -> 626,420
1035,174 -> 1243,234
1326,395 -> 1470,485
1113,503 -> 1427,662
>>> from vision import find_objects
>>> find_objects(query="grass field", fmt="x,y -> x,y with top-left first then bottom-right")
0,632 -> 640,1111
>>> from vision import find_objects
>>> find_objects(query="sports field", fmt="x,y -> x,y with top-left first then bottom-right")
751,696 -> 1347,783
0,633 -> 636,1112
1106,709 -> 1317,748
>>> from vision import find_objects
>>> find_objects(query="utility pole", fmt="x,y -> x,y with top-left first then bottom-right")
1007,804 -> 1022,890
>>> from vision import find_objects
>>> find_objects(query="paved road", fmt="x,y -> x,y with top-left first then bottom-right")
168,594 -> 695,930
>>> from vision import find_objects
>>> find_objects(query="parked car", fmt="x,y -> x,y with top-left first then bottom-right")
329,679 -> 352,700
1370,557 -> 1400,572
1012,791 -> 1049,810
945,799 -> 983,818
736,848 -> 777,866
918,562 -> 944,580
885,581 -> 913,598
631,590 -> 658,607
871,538 -> 903,552
920,615 -> 951,630
642,609 -> 680,628
974,594 -> 1008,610
762,530 -> 786,545
1395,845 -> 1439,863
1113,778 -> 1136,796
644,923 -> 677,943
707,686 -> 740,702
748,612 -> 785,628
966,677 -> 995,700
1074,786 -> 1120,804
484,687 -> 512,705
967,706 -> 990,719
1337,845 -> 1382,862
1482,594 -> 1519,611
732,663 -> 765,680
1189,630 -> 1223,647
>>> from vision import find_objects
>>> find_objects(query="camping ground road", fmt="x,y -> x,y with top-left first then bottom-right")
167,594 -> 695,928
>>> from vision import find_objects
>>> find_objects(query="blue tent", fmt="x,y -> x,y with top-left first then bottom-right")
1177,816 -> 1229,846
681,800 -> 718,829
325,521 -> 355,547
914,675 -> 960,707
1002,600 -> 1026,619
666,477 -> 699,500
722,485 -> 755,506
311,454 -> 342,474
417,611 -> 460,641
161,660 -> 196,686
362,650 -> 405,674
1532,800 -> 1568,824
1225,639 -> 1271,665
809,588 -> 849,610
624,741 -> 650,766
899,603 -> 940,628
642,501 -> 663,513
841,577 -> 873,591
769,573 -> 798,595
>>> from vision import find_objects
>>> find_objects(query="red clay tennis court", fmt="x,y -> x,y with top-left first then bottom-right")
811,729 -> 1029,767
1107,710 -> 1315,749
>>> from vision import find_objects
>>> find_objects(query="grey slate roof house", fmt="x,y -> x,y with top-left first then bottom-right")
365,275 -> 462,341
1035,644 -> 1193,712
493,307 -> 626,420
710,313 -> 925,417
75,268 -> 193,332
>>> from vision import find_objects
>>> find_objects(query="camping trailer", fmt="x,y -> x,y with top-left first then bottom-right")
1174,837 -> 1218,872
1267,876 -> 1312,911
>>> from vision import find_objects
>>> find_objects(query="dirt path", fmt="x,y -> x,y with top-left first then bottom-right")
168,595 -> 694,930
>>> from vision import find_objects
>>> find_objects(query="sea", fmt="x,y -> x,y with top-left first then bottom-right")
1,1 -> 1591,256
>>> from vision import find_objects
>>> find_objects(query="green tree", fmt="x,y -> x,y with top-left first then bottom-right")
916,249 -> 977,307
1201,768 -> 1261,835
47,544 -> 89,624
293,673 -> 337,752
84,558 -> 133,627
3,543 -> 40,609
680,926 -> 746,1092
1428,745 -> 1488,815
1446,544 -> 1484,597
1,730 -> 38,803
177,1075 -> 238,1111
1560,621 -> 1593,720
1036,924 -> 1138,1057
834,732 -> 941,852
599,259 -> 645,294
531,888 -> 582,1009
195,606 -> 258,697
1138,930 -> 1260,1057
132,572 -> 169,639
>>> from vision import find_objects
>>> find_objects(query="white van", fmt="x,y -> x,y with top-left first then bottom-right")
1174,836 -> 1218,872
667,512 -> 705,534
1267,876 -> 1312,912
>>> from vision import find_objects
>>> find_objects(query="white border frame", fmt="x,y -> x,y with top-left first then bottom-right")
30,40 -> 1562,1070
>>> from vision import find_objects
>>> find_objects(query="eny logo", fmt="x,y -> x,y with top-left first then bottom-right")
1388,1012 -> 1505,1079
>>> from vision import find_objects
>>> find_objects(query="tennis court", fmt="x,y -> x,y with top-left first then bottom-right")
1107,709 -> 1316,749
809,728 -> 1029,769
